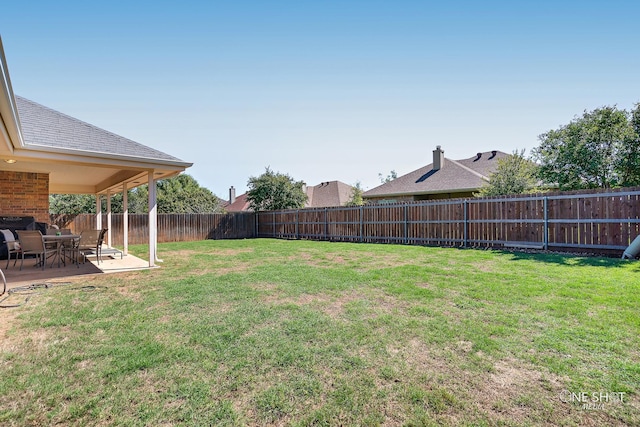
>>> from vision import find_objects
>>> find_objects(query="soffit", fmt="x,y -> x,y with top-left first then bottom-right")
0,155 -> 179,194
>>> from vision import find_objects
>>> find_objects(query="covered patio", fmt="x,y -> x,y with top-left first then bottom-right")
0,36 -> 192,281
1,251 -> 153,292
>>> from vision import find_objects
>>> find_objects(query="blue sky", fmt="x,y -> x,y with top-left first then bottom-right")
2,1 -> 639,199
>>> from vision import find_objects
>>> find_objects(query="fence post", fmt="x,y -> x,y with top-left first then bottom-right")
404,204 -> 408,244
295,210 -> 299,240
543,196 -> 549,250
254,212 -> 259,238
324,208 -> 329,241
463,199 -> 468,248
272,211 -> 276,238
360,205 -> 364,243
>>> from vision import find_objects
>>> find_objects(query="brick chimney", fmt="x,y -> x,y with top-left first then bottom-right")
229,186 -> 236,204
433,145 -> 444,171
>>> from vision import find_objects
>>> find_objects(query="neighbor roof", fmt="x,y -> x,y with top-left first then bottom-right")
363,150 -> 509,198
306,181 -> 354,208
223,193 -> 251,212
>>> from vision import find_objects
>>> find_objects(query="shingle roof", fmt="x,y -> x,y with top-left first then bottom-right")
223,193 -> 252,212
306,181 -> 354,208
15,95 -> 185,163
363,150 -> 509,198
223,181 -> 355,211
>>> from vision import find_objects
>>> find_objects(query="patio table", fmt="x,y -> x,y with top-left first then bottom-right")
42,234 -> 80,267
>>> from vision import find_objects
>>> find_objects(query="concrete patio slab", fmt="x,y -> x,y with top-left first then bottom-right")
1,251 -> 155,292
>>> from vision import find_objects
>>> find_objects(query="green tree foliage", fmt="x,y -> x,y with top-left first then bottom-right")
476,149 -> 540,197
246,167 -> 307,211
344,181 -> 364,206
49,174 -> 222,214
49,194 -> 97,214
378,170 -> 397,184
533,106 -> 638,190
125,187 -> 149,214
617,103 -> 640,187
157,174 -> 224,213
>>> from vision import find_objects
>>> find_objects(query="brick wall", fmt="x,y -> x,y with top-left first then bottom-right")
0,171 -> 50,222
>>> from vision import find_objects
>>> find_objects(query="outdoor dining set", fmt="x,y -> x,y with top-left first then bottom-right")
0,228 -> 107,270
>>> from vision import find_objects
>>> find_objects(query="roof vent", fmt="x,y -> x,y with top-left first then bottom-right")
474,152 -> 482,161
489,150 -> 497,159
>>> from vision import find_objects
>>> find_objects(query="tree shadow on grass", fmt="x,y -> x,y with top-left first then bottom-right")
495,249 -> 640,270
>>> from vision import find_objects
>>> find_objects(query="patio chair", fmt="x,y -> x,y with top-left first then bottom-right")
16,230 -> 51,270
97,228 -> 108,262
76,229 -> 104,265
95,228 -> 123,260
1,229 -> 21,269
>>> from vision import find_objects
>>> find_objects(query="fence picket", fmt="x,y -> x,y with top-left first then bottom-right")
51,187 -> 640,256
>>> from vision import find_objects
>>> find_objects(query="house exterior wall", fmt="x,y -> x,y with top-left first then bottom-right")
0,171 -> 50,222
365,190 -> 475,204
413,191 -> 475,201
365,195 -> 415,204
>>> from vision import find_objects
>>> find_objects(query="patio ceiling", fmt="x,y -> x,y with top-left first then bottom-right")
0,147 -> 186,195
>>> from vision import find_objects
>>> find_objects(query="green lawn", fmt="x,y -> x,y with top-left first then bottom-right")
0,239 -> 638,426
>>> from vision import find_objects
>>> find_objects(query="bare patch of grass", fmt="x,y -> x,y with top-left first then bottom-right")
188,262 -> 255,277
0,239 -> 637,426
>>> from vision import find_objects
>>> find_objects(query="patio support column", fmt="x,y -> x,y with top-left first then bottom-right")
95,195 -> 102,230
123,183 -> 128,255
148,171 -> 157,267
106,190 -> 112,247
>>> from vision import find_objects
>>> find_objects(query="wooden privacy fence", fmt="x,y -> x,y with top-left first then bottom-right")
256,187 -> 640,255
51,187 -> 640,256
51,212 -> 255,246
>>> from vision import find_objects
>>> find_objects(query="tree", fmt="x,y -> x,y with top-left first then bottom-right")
533,106 -> 636,190
378,170 -> 397,184
345,181 -> 364,206
475,149 -> 540,197
617,103 -> 640,187
156,174 -> 224,213
49,174 -> 222,214
49,194 -> 97,214
246,167 -> 307,211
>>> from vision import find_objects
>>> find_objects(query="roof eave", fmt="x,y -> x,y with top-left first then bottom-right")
363,187 -> 482,199
0,36 -> 24,151
16,144 -> 193,170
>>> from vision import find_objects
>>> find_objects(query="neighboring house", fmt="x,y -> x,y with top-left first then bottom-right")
223,180 -> 355,211
363,146 -> 509,203
304,180 -> 354,208
0,36 -> 191,266
222,186 -> 251,212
